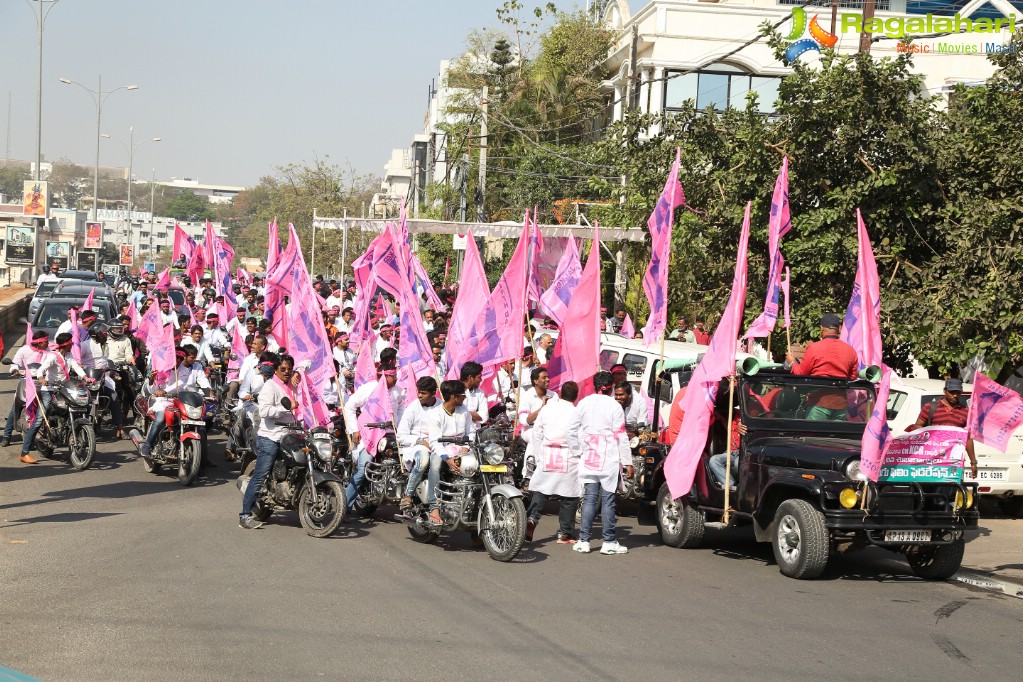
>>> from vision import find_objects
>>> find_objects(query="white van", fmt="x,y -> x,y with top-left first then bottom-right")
886,377 -> 1023,515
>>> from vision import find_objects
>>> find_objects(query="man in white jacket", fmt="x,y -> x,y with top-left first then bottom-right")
568,371 -> 633,555
396,376 -> 439,512
527,381 -> 581,545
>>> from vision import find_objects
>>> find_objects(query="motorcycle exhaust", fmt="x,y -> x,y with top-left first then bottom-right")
128,428 -> 144,451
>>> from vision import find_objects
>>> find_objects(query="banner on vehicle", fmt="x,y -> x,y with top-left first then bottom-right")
4,224 -> 35,265
76,251 -> 98,271
878,426 -> 967,483
45,241 -> 70,270
85,221 -> 102,249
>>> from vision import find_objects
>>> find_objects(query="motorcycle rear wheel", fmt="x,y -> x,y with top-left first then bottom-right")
68,424 -> 96,471
298,480 -> 346,538
480,493 -> 527,562
178,440 -> 202,486
241,461 -> 274,521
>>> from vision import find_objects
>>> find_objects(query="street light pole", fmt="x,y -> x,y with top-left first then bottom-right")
28,0 -> 61,180
59,76 -> 139,220
149,168 -> 155,258
102,128 -> 161,259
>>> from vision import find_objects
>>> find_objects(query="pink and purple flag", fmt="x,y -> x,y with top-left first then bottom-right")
267,219 -> 281,273
172,223 -> 194,263
69,309 -> 83,364
83,288 -> 95,312
445,229 -> 489,378
155,267 -> 171,291
354,333 -> 377,389
357,377 -> 395,458
525,208 -> 545,305
745,157 -> 791,339
140,303 -> 176,374
860,365 -> 893,482
538,234 -> 582,328
840,209 -> 883,370
411,254 -> 445,312
546,226 -> 601,392
643,149 -> 685,346
968,373 -> 1023,453
24,370 -> 40,426
620,313 -> 635,339
781,267 -> 791,329
663,202 -> 751,499
296,370 -> 332,429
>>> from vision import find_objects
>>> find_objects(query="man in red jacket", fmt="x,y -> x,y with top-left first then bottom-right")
785,313 -> 859,420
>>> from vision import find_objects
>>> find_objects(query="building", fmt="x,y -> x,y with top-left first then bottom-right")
156,177 -> 245,205
601,0 -> 1021,129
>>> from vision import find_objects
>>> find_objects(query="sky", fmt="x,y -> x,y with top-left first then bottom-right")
0,0 -> 514,188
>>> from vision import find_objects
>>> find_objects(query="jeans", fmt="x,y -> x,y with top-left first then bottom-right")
102,386 -> 123,427
241,435 -> 278,519
527,492 -> 579,537
22,392 -> 52,455
579,482 -> 617,543
3,401 -> 16,439
145,410 -> 167,449
807,405 -> 847,421
345,445 -> 372,512
708,452 -> 739,489
404,446 -> 439,500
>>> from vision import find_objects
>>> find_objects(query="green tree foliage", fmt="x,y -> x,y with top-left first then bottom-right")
164,189 -> 214,222
0,165 -> 30,201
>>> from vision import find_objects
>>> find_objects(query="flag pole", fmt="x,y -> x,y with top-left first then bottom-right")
723,375 -> 736,524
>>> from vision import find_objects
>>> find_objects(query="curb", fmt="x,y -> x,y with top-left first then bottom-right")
951,569 -> 1023,599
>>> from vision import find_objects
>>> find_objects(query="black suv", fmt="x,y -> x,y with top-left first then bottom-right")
638,365 -> 978,580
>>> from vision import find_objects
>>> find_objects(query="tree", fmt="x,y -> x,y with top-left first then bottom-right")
46,158 -> 89,209
0,166 -> 30,202
164,190 -> 214,222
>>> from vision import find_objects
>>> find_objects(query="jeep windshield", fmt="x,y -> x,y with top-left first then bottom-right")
740,376 -> 875,428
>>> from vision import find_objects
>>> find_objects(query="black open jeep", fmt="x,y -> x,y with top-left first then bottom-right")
636,363 -> 979,580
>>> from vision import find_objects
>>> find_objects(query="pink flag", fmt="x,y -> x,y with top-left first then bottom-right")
155,267 -> 172,291
745,157 -> 791,339
411,253 -> 445,312
538,233 -> 582,327
296,370 -> 332,429
357,377 -> 395,457
620,313 -> 635,339
526,208 -> 545,304
840,209 -> 883,370
643,149 -> 685,346
781,267 -> 791,329
397,253 -> 437,404
663,202 -> 751,499
445,229 -> 489,379
450,216 -> 530,378
83,288 -> 95,312
860,365 -> 893,482
126,297 -> 141,331
186,246 -> 206,290
267,219 -> 281,273
236,267 -> 252,287
140,302 -> 176,374
968,373 -> 1023,453
354,333 -> 377,389
547,225 -> 601,392
228,323 -> 247,374
69,309 -> 83,363
172,223 -> 193,262
23,370 -> 40,426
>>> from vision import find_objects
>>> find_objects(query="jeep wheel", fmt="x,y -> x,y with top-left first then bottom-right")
657,483 -> 704,549
905,537 -> 965,580
772,499 -> 829,579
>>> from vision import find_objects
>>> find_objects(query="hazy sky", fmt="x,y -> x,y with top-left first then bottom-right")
0,0 -> 515,188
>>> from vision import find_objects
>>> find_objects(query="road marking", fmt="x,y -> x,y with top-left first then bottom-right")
951,570 -> 1023,599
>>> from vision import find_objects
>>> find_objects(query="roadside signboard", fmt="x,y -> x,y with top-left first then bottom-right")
119,245 -> 134,266
85,221 -> 102,249
45,240 -> 71,270
22,180 -> 48,219
77,251 -> 98,271
4,224 -> 35,265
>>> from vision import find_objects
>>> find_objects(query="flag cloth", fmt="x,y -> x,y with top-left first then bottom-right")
445,229 -> 489,378
968,373 -> 1023,453
357,378 -> 394,458
620,313 -> 635,339
643,149 -> 685,346
296,370 -> 332,429
396,250 -> 437,405
227,323 -> 247,380
781,267 -> 791,329
663,202 -> 751,499
267,219 -> 281,273
451,216 -> 530,377
83,288 -> 95,312
840,209 -> 883,370
155,267 -> 171,291
546,226 -> 601,392
526,209 -> 545,304
126,297 -> 141,330
23,371 -> 40,427
69,309 -> 83,364
538,234 -> 582,328
354,333 -> 377,389
860,365 -> 893,482
745,157 -> 791,339
411,253 -> 445,312
172,223 -> 194,263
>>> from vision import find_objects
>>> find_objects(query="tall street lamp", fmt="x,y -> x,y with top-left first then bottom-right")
59,77 -> 139,220
27,0 -> 61,181
101,127 -> 160,249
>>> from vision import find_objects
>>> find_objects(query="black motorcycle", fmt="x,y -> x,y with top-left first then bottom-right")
338,422 -> 401,518
237,414 -> 347,538
11,372 -> 97,470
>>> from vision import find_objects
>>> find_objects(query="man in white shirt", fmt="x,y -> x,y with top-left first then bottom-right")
343,363 -> 404,514
374,324 -> 394,362
568,371 -> 633,555
203,312 -> 230,349
139,346 -> 212,456
488,358 -> 516,419
614,381 -> 649,427
517,367 -> 557,484
335,308 -> 355,335
424,379 -> 477,526
534,333 -> 554,365
527,381 -> 582,545
397,376 -> 439,512
35,262 -> 61,287
227,335 -> 265,401
23,334 -> 86,462
459,361 -> 488,425
239,355 -> 298,529
1,331 -> 52,452
224,307 -> 247,336
332,334 -> 355,395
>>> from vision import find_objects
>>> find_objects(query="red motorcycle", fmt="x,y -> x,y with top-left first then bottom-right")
128,387 -> 207,486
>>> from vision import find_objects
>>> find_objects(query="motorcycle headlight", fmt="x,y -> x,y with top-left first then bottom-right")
377,438 -> 389,455
629,436 -> 640,449
183,404 -> 204,420
482,442 -> 505,465
68,388 -> 89,406
314,440 -> 333,462
459,454 -> 479,477
843,459 -> 866,482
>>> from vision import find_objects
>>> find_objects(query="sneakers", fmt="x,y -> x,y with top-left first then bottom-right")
20,453 -> 38,464
0,436 -> 10,447
139,443 -> 152,458
556,533 -> 576,545
600,541 -> 629,555
573,540 -> 591,553
238,515 -> 264,530
525,518 -> 537,542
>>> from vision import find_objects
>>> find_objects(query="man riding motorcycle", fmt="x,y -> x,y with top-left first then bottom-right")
139,346 -> 213,465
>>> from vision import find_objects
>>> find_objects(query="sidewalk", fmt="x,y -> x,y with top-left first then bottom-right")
961,503 -> 1023,593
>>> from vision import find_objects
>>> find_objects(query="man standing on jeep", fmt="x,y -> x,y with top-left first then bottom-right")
906,378 -> 978,479
785,313 -> 858,420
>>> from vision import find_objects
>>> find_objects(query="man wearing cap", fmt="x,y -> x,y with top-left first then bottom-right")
785,313 -> 859,420
1,331 -> 52,449
907,378 -> 978,479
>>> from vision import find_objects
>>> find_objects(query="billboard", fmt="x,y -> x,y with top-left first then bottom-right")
101,264 -> 119,278
45,241 -> 71,270
119,244 -> 134,266
85,221 -> 102,249
22,181 -> 48,219
77,251 -> 98,271
4,224 -> 36,265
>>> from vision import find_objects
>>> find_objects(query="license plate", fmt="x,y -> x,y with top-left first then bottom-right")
182,419 -> 206,426
480,464 -> 507,473
977,470 -> 1005,480
884,530 -> 931,542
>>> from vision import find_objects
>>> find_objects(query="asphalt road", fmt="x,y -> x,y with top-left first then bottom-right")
1,349 -> 1022,681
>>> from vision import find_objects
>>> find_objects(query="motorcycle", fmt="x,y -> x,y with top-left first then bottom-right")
339,421 -> 402,518
618,421 -> 649,501
128,387 -> 207,486
236,420 -> 347,538
398,433 -> 527,562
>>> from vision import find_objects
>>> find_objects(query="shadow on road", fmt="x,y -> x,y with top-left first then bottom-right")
1,511 -> 123,527
0,479 -> 200,511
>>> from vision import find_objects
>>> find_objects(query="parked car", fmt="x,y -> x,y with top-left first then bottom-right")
28,279 -> 62,320
646,365 -> 978,580
887,377 -> 1023,516
26,296 -> 116,342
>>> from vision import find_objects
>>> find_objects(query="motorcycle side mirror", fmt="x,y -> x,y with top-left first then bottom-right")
17,317 -> 27,325
1,358 -> 11,365
280,397 -> 292,410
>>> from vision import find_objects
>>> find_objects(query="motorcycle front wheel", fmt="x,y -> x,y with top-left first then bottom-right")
69,424 -> 96,470
298,480 -> 346,538
178,440 -> 202,486
480,493 -> 527,562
